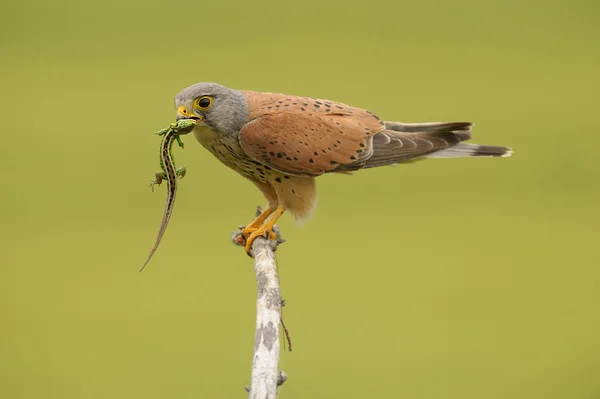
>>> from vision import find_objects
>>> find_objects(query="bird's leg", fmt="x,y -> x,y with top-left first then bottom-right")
244,207 -> 285,253
241,207 -> 275,237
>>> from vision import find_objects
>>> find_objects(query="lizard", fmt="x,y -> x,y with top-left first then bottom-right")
141,119 -> 196,271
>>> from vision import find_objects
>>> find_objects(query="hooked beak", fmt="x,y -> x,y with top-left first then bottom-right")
177,106 -> 203,122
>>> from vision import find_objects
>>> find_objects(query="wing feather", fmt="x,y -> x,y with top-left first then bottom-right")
238,91 -> 384,176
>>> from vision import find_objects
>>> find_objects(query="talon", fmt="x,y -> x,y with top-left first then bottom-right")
241,208 -> 285,254
244,227 -> 277,253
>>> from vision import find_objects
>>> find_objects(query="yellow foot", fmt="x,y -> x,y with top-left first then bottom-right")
244,226 -> 278,253
242,208 -> 285,254
241,207 -> 274,237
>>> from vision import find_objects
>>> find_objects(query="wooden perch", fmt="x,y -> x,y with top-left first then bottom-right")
232,207 -> 287,399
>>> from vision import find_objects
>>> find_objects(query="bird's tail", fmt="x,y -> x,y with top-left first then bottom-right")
424,142 -> 513,158
383,121 -> 512,159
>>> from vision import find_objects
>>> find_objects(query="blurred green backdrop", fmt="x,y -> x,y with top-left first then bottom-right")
1,0 -> 599,398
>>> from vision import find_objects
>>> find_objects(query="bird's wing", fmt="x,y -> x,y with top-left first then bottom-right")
238,91 -> 385,176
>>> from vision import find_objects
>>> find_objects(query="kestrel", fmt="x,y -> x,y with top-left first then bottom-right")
174,82 -> 512,253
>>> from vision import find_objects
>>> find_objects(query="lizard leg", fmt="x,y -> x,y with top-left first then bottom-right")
176,167 -> 186,179
244,207 -> 285,254
175,135 -> 184,149
150,171 -> 166,192
155,127 -> 171,136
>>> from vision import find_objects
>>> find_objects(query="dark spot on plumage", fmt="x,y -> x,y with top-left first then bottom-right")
333,144 -> 338,148
292,102 -> 297,105
304,142 -> 309,146
256,168 -> 263,173
324,102 -> 331,107
284,175 -> 290,179
327,147 -> 332,151
278,100 -> 283,103
284,104 -> 289,107
335,105 -> 343,109
315,101 -> 322,105
269,152 -> 275,156
329,160 -> 338,165
296,150 -> 301,153
325,108 -> 331,113
293,157 -> 299,161
359,142 -> 366,147
350,155 -> 356,160
277,152 -> 283,158
302,103 -> 308,106
357,149 -> 363,153
321,149 -> 326,153
337,140 -> 342,144
291,189 -> 296,194
301,107 -> 306,112
314,151 -> 318,156
285,156 -> 292,160
314,104 -> 320,109
309,158 -> 315,163
275,177 -> 282,183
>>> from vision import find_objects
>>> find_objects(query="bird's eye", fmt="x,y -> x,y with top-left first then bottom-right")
194,96 -> 213,110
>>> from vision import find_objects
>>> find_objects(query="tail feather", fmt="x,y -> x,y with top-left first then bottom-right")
385,121 -> 472,135
426,143 -> 513,158
335,121 -> 511,171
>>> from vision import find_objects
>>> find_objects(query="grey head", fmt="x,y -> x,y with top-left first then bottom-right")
174,82 -> 249,136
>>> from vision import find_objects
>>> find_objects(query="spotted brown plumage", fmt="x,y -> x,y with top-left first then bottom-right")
239,91 -> 380,176
173,82 -> 512,254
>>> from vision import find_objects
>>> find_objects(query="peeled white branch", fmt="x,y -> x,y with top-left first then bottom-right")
232,207 -> 287,399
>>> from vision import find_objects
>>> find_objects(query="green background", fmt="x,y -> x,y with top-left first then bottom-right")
1,0 -> 598,397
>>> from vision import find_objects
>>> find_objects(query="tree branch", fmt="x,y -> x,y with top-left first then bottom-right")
232,207 -> 287,398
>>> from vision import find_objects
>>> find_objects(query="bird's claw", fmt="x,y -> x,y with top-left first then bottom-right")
242,226 -> 278,255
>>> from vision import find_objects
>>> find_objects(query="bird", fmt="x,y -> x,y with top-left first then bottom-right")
174,82 -> 512,254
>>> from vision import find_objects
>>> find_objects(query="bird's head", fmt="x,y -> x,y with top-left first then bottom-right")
174,82 -> 248,136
